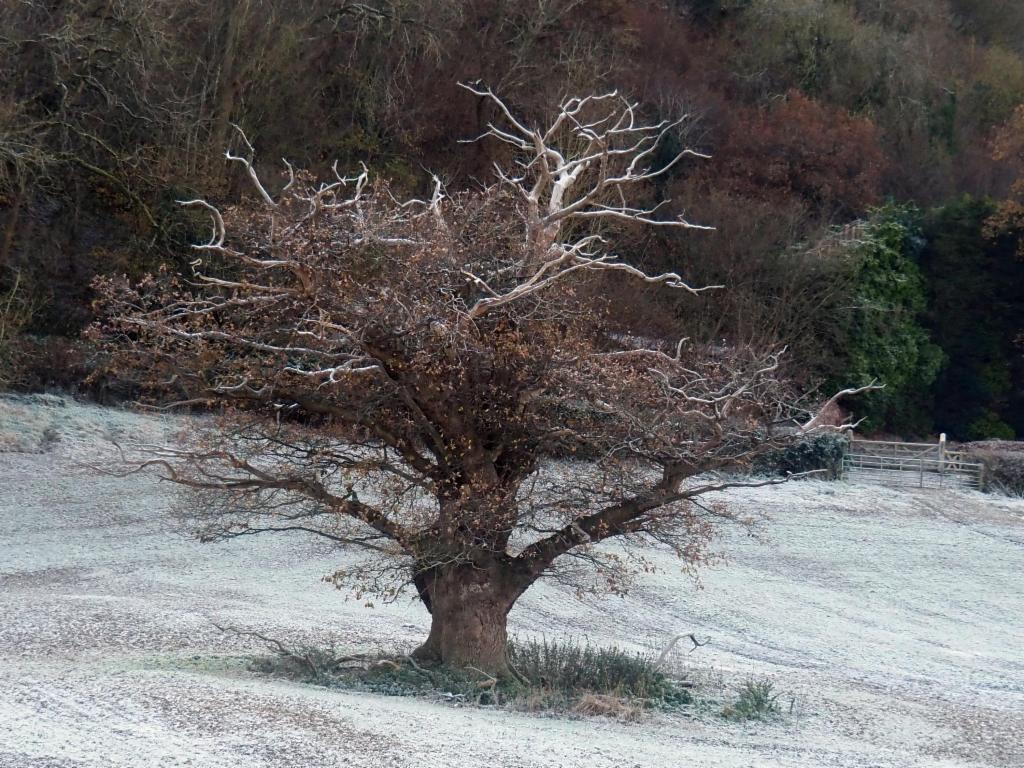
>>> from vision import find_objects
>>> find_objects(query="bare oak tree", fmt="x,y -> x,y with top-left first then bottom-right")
94,87 -> 862,677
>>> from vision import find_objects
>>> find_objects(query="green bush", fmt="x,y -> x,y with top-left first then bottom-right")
722,678 -> 782,720
966,412 -> 1016,442
758,432 -> 848,478
835,205 -> 944,435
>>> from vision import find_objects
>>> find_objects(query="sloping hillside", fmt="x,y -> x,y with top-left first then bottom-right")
2,395 -> 1023,767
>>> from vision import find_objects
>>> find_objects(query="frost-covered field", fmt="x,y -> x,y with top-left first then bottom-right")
2,395 -> 1023,768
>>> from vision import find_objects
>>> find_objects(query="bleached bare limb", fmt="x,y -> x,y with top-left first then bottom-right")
655,633 -> 711,669
801,381 -> 883,433
455,82 -> 717,319
177,198 -> 226,249
225,123 -> 278,208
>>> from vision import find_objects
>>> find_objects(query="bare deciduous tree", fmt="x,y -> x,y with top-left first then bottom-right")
94,88 -> 864,677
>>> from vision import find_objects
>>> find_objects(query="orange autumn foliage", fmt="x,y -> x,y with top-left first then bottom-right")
712,91 -> 886,215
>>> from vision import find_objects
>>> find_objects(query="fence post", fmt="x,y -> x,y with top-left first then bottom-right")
939,433 -> 946,488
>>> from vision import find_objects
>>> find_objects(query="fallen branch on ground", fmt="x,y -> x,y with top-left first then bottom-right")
655,632 -> 711,669
212,622 -> 373,675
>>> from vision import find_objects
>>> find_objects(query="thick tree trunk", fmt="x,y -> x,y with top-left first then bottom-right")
0,181 -> 24,273
208,0 -> 250,176
411,564 -> 522,678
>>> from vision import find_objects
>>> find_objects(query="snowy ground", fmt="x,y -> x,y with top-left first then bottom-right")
2,394 -> 1023,768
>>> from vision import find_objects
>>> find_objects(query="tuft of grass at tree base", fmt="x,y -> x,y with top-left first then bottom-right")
249,637 -> 693,719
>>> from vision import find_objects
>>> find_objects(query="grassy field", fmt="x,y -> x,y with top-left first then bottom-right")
2,395 -> 1023,767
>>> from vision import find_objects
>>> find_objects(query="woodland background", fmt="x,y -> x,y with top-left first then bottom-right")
2,0 -> 1023,440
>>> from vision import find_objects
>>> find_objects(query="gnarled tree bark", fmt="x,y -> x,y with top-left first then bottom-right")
411,561 -> 524,677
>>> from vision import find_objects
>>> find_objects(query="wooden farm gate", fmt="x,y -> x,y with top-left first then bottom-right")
841,435 -> 983,490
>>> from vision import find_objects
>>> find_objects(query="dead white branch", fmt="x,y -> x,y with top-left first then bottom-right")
801,381 -> 884,433
655,633 -> 711,669
458,82 -> 720,319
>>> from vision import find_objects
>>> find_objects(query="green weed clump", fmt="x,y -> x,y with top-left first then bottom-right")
248,635 -> 693,718
508,637 -> 692,712
722,678 -> 782,721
